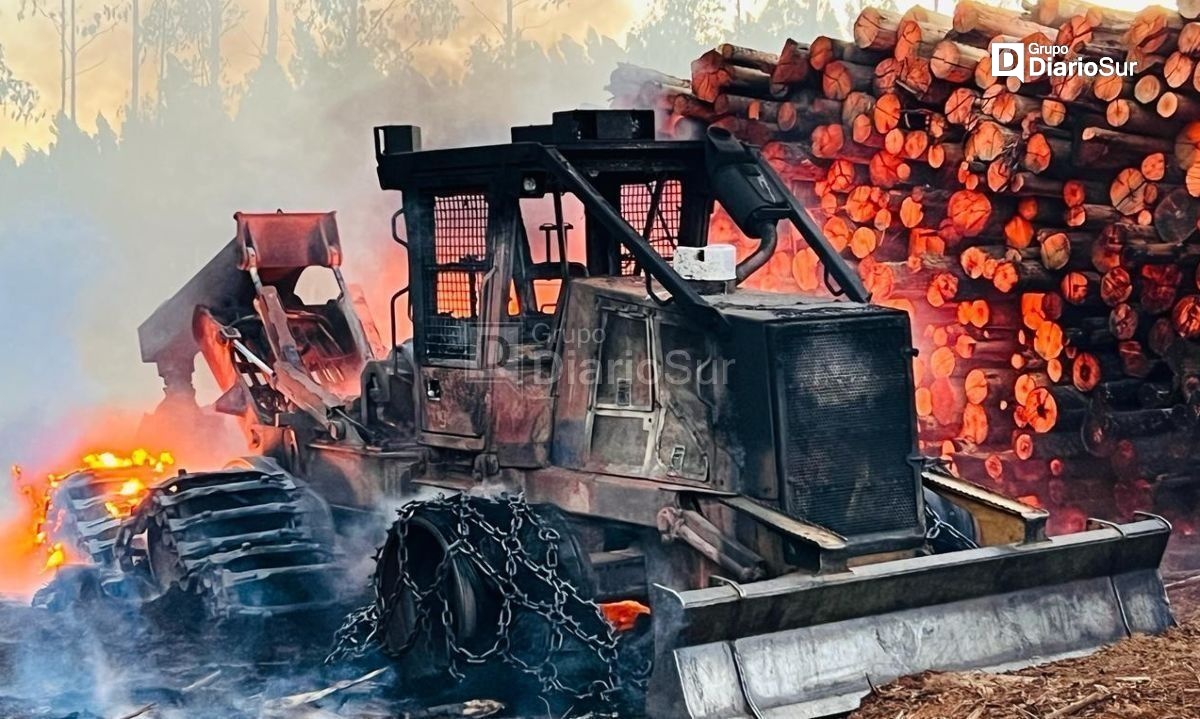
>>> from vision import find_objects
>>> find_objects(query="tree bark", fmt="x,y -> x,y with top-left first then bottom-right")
209,0 -> 222,89
69,0 -> 76,121
59,0 -> 66,117
719,43 -> 778,73
266,0 -> 279,62
130,0 -> 139,119
854,8 -> 902,51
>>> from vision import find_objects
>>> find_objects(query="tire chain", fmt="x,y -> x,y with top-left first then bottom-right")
924,504 -> 979,553
327,493 -> 648,708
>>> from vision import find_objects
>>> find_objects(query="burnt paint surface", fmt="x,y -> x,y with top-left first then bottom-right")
418,365 -> 490,443
550,280 -> 729,489
488,364 -> 554,467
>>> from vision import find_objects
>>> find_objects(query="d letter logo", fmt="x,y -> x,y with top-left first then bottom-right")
991,43 -> 1024,78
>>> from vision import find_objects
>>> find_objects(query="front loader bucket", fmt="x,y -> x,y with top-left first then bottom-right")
646,517 -> 1172,719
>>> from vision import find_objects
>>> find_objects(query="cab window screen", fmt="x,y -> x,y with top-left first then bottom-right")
424,194 -> 490,361
618,180 -> 682,275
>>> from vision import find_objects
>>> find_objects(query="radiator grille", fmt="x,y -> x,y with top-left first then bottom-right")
773,319 -> 919,537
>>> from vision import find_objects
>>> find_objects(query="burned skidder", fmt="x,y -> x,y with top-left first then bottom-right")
132,110 -> 1172,716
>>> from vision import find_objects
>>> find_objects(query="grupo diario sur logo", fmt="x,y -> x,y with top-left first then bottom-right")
991,42 -> 1137,79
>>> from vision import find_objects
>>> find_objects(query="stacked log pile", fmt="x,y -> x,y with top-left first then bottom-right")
609,0 -> 1200,533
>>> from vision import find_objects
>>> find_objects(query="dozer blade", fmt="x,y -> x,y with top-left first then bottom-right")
647,516 -> 1172,719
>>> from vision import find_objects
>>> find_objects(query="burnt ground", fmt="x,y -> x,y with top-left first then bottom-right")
0,591 -> 403,719
8,597 -> 1200,719
0,561 -> 534,719
0,579 -> 605,719
4,542 -> 1200,719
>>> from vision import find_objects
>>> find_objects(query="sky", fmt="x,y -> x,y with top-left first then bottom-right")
0,0 -> 1170,158
0,0 -> 648,154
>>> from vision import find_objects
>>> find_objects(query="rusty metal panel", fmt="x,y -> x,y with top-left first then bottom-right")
549,282 -> 607,469
419,366 -> 489,442
235,211 -> 342,269
488,367 -> 553,467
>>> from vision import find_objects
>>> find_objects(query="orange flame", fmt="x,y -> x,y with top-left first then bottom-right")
1,463 -> 66,591
18,449 -> 175,572
80,450 -> 173,520
83,449 -> 175,473
103,479 -> 148,519
45,543 -> 66,570
599,599 -> 651,632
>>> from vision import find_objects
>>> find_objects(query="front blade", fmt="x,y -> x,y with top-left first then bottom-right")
647,518 -> 1172,719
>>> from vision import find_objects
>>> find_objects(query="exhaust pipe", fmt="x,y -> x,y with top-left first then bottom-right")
734,221 -> 778,284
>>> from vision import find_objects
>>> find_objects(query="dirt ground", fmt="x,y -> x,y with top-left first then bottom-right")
849,580 -> 1200,719
4,543 -> 1199,718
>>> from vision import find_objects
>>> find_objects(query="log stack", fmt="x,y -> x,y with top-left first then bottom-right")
609,0 -> 1200,535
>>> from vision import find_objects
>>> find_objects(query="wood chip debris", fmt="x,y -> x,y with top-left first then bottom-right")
851,620 -> 1200,719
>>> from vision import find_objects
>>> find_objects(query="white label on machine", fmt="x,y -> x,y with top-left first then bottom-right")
673,245 -> 736,281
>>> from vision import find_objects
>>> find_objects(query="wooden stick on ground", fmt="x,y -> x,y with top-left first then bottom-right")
402,699 -> 506,719
1045,688 -> 1114,718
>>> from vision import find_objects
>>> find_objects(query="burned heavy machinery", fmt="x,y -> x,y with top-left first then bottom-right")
126,110 -> 1173,717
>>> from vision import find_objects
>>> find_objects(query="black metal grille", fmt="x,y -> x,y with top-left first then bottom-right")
425,195 -> 490,361
618,180 -> 681,275
773,319 -> 919,537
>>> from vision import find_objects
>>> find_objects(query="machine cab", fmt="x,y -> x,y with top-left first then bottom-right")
375,110 -> 868,473
378,112 -> 720,466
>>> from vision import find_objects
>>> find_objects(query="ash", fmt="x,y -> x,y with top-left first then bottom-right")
0,582 -> 476,719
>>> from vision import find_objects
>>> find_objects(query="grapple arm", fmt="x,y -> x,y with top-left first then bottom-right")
138,239 -> 248,370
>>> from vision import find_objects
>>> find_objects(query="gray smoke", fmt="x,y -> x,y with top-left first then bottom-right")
0,4 -> 851,714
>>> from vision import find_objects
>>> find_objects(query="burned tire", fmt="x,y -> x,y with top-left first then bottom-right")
113,460 -> 341,620
371,494 -> 637,711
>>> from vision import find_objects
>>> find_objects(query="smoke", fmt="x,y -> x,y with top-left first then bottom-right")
0,4 -> 854,712
0,7 -> 709,708
0,9 -> 705,508
0,584 -> 385,718
0,206 -> 104,469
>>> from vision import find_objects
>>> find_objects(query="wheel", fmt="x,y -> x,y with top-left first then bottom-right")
374,511 -> 500,697
113,462 -> 341,620
371,494 -> 637,711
